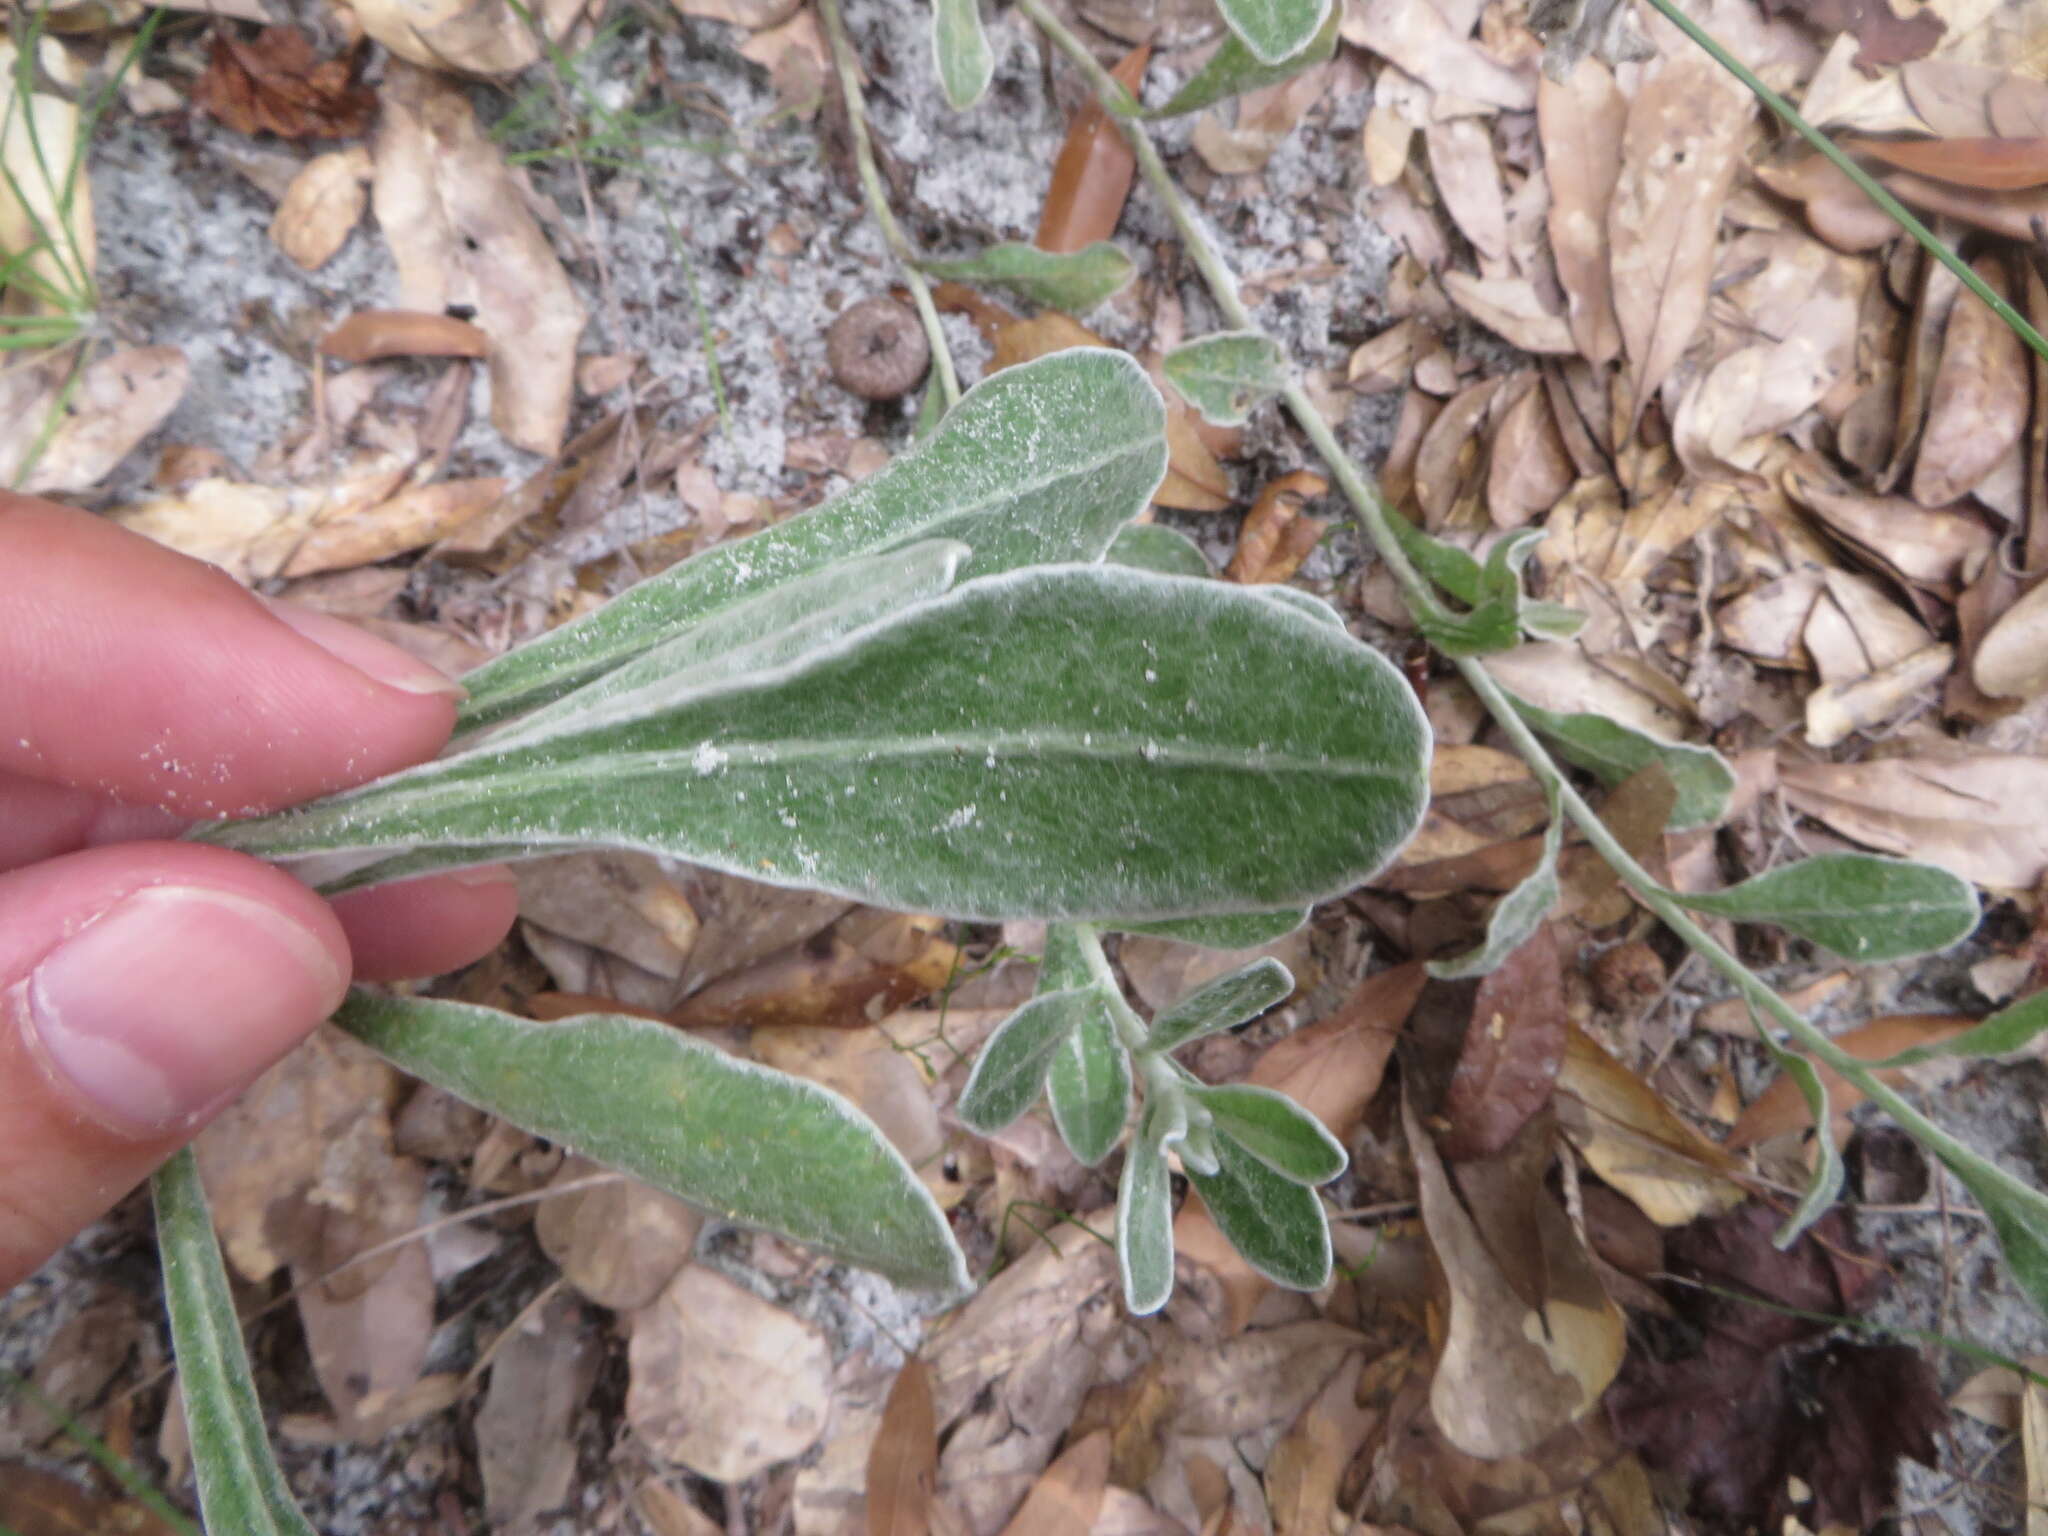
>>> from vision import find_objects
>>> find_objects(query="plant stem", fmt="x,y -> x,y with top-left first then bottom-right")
1018,0 -> 2048,1228
1637,0 -> 2048,366
817,0 -> 961,409
1070,922 -> 1152,1053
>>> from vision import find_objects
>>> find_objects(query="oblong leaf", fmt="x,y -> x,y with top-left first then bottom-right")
1673,853 -> 1978,963
1754,1029 -> 1844,1248
1506,691 -> 1735,830
958,989 -> 1091,1133
1146,2 -> 1339,117
1115,907 -> 1308,947
202,567 -> 1435,923
1872,988 -> 2048,1070
1190,1083 -> 1347,1184
1938,1143 -> 2048,1318
333,990 -> 969,1293
1118,1104 -> 1178,1314
448,349 -> 1169,737
1163,331 -> 1286,427
152,1149 -> 319,1536
923,240 -> 1135,311
1047,994 -> 1133,1165
1144,956 -> 1294,1053
932,0 -> 993,110
1186,1135 -> 1331,1290
1215,0 -> 1331,66
1107,521 -> 1212,578
1429,791 -> 1562,979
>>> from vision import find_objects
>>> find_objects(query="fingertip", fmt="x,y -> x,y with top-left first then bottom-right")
328,865 -> 520,982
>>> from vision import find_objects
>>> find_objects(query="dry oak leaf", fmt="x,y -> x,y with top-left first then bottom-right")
372,63 -> 587,454
320,308 -> 490,363
1911,253 -> 2029,507
1842,132 -> 2048,190
1780,751 -> 2048,890
1974,574 -> 2048,699
476,1291 -> 600,1529
1728,1012 -> 1977,1147
536,1154 -> 702,1311
1440,273 -> 1577,355
1343,0 -> 1534,110
6,346 -> 188,496
271,146 -> 371,269
192,26 -> 374,139
349,0 -> 587,75
1038,44 -> 1148,253
867,1358 -> 938,1536
1760,0 -> 1944,73
1554,1024 -> 1745,1225
1538,58 -> 1625,363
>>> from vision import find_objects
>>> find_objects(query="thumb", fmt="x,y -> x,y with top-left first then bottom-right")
0,842 -> 350,1289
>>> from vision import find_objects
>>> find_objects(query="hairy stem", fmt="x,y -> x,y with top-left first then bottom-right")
1070,922 -> 1152,1054
817,0 -> 962,408
1017,0 -> 2010,1198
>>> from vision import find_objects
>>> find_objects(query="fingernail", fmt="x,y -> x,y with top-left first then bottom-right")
449,866 -> 518,889
12,887 -> 346,1134
263,599 -> 466,698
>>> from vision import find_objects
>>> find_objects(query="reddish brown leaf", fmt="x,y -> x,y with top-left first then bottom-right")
1035,46 -> 1148,254
867,1359 -> 937,1536
1438,925 -> 1567,1162
1841,134 -> 2048,191
1226,470 -> 1328,583
996,1432 -> 1111,1536
0,1466 -> 186,1536
320,309 -> 491,364
192,26 -> 375,140
1726,1013 -> 1975,1147
1759,0 -> 1944,72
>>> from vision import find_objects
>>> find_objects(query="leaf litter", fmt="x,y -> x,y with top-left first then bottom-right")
15,0 -> 2048,1527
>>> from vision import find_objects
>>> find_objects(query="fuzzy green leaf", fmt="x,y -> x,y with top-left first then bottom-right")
1429,789 -> 1562,979
923,240 -> 1135,311
153,1149 -> 319,1536
334,990 -> 969,1293
1163,331 -> 1287,426
1144,957 -> 1294,1053
1186,1135 -> 1331,1290
1755,1029 -> 1843,1247
1938,1144 -> 2048,1318
1871,988 -> 2048,1070
1504,691 -> 1735,831
1191,1083 -> 1347,1184
958,989 -> 1091,1133
1115,908 -> 1308,947
447,349 -> 1168,738
202,567 -> 1434,924
1118,1099 -> 1180,1314
1215,0 -> 1332,65
1147,2 -> 1340,116
1672,853 -> 1978,964
1047,994 -> 1132,1165
932,0 -> 994,109
1107,521 -> 1212,578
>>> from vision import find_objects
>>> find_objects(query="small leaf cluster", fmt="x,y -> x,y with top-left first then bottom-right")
960,927 -> 1344,1314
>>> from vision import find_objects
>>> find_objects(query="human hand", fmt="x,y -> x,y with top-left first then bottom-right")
0,494 -> 520,1289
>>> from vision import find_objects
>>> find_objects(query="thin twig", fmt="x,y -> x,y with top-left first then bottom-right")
816,0 -> 961,409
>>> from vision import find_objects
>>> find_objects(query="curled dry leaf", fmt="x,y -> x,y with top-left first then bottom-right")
1424,119 -> 1507,268
674,909 -> 959,1032
1728,1013 -> 1977,1148
1441,272 -> 1577,355
372,64 -> 587,454
191,26 -> 373,139
476,1291 -> 600,1530
868,1358 -> 937,1536
1781,753 -> 2048,890
1344,0 -> 1534,110
627,1265 -> 833,1482
351,0 -> 586,74
1192,65 -> 1333,176
320,308 -> 490,363
1841,133 -> 2048,191
1554,1025 -> 1745,1225
1438,926 -> 1567,1162
1974,574 -> 2048,699
1911,253 -> 2029,507
1608,52 -> 1751,431
1487,375 -> 1574,528
1538,58 -> 1624,363
535,1155 -> 702,1311
1226,470 -> 1328,583
1782,451 -> 1994,598
1037,45 -> 1149,254
10,347 -> 189,496
270,146 -> 372,269
994,1430 -> 1110,1536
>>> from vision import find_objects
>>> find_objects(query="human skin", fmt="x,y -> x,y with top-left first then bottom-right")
0,493 -> 519,1289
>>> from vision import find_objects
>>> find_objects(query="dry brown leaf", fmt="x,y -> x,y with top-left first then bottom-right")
1538,58 -> 1625,363
372,64 -> 586,454
350,0 -> 586,74
995,1432 -> 1110,1536
476,1290 -> 600,1529
675,909 -> 958,1032
1439,927 -> 1566,1161
281,475 -> 508,578
270,145 -> 371,269
1343,0 -> 1534,110
1729,1013 -> 1977,1146
0,1465 -> 188,1536
191,26 -> 373,139
740,9 -> 831,116
1843,133 -> 2048,189
1753,150 -> 1905,251
1782,450 -> 1994,598
516,852 -> 699,982
1193,64 -> 1332,176
1486,375 -> 1573,527
1263,1354 -> 1377,1536
1805,642 -> 1953,747
1440,272 -> 1576,354
637,1481 -> 725,1536
9,347 -> 189,496
1482,643 -> 1696,741
1553,1024 -> 1746,1225
1912,253 -> 2029,506
1038,45 -> 1148,253
535,1155 -> 702,1311
751,1020 -> 946,1168
320,307 -> 490,363
1250,961 -> 1423,1139
627,1265 -> 833,1481
1608,52 -> 1751,430
1424,118 -> 1507,268
1973,574 -> 2048,699
868,1359 -> 938,1536
1414,375 -> 1504,526
1226,470 -> 1328,582
0,36 -> 91,317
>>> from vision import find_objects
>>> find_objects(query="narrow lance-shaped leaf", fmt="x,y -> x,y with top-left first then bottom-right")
1042,923 -> 1133,1165
958,988 -> 1090,1133
1215,0 -> 1332,66
1188,1082 -> 1347,1184
923,241 -> 1135,312
1186,1135 -> 1331,1290
1116,907 -> 1307,947
1754,1026 -> 1844,1248
1107,521 -> 1211,579
1146,2 -> 1339,117
1144,956 -> 1293,1053
1673,853 -> 1979,964
1871,987 -> 2048,1069
447,349 -> 1169,738
931,0 -> 993,110
1164,331 -> 1286,427
1502,688 -> 1736,830
1429,786 -> 1563,979
1118,1096 -> 1181,1314
200,567 -> 1435,924
152,1149 -> 320,1536
333,990 -> 969,1293
1936,1142 -> 2048,1318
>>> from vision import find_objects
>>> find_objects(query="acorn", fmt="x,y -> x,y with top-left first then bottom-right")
827,296 -> 930,400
